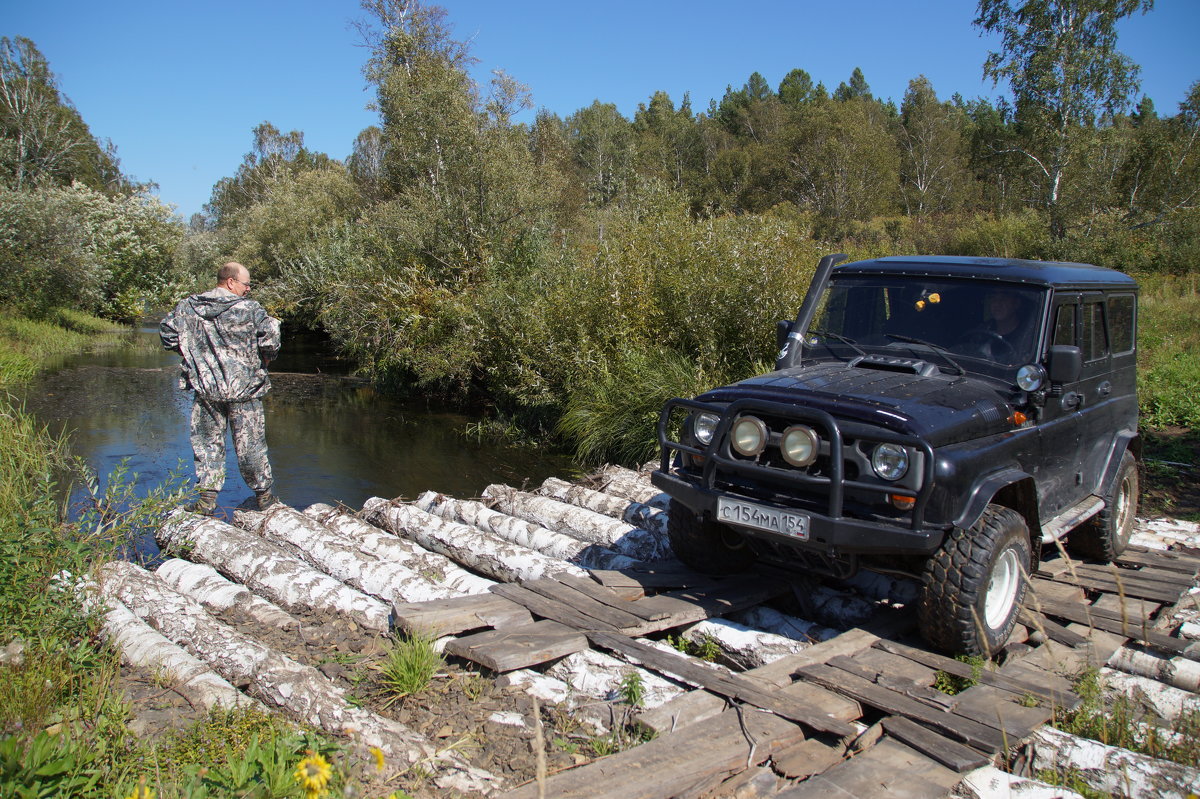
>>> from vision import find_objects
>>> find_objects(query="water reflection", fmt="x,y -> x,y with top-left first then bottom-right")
20,328 -> 577,538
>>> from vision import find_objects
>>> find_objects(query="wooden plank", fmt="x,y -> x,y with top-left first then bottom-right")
391,593 -> 532,637
443,620 -> 586,672
1091,592 -> 1162,619
519,578 -> 647,631
586,630 -> 856,738
1116,548 -> 1200,575
770,737 -> 846,780
826,656 -> 956,712
1025,577 -> 1087,606
501,705 -> 805,799
748,628 -> 881,687
1036,596 -> 1197,658
796,663 -> 1007,751
776,738 -> 961,799
556,573 -> 671,621
1036,571 -> 1182,604
1068,562 -> 1196,591
880,716 -> 991,772
852,647 -> 939,687
871,639 -> 1079,710
587,567 -> 718,592
951,684 -> 1053,740
623,574 -> 791,634
1019,608 -> 1090,647
489,582 -> 621,632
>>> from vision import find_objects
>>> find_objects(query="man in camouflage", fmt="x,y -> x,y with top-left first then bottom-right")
161,262 -> 281,514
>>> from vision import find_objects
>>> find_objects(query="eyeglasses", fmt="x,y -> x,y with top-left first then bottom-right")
230,277 -> 252,290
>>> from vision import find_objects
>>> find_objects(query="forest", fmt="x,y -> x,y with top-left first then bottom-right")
3,0 -> 1199,463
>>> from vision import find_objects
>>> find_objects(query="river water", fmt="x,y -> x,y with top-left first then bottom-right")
19,327 -> 577,527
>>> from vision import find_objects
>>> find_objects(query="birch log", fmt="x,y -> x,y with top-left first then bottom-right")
1108,646 -> 1200,693
1030,725 -> 1200,799
361,497 -> 588,583
157,509 -> 391,632
589,465 -> 670,508
538,477 -> 669,537
237,506 -> 460,605
156,558 -> 300,629
482,484 -> 669,562
304,504 -> 494,596
545,649 -> 687,711
97,595 -> 262,712
414,492 -> 640,570
677,618 -> 808,670
732,605 -> 840,643
97,561 -> 496,794
1099,667 -> 1200,723
953,766 -> 1086,799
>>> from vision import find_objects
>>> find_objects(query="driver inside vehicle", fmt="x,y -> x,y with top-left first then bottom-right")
963,288 -> 1035,364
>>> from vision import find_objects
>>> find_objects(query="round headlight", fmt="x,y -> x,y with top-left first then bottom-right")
731,416 -> 768,457
1016,364 -> 1046,392
781,425 -> 819,467
872,443 -> 909,481
692,412 -> 720,446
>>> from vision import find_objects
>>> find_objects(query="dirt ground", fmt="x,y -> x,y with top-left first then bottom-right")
1141,428 -> 1200,521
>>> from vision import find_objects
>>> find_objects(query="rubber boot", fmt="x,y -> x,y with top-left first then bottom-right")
256,490 -> 280,511
187,490 -> 218,516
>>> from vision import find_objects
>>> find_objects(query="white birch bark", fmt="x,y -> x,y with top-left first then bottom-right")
953,765 -> 1085,799
677,618 -> 809,670
1099,667 -> 1200,723
157,509 -> 391,632
545,649 -> 687,711
482,484 -> 670,562
538,477 -> 669,537
414,492 -> 640,570
97,595 -> 263,712
589,465 -> 670,508
732,605 -> 841,643
304,504 -> 494,596
237,506 -> 460,605
1030,725 -> 1200,799
1108,646 -> 1200,693
156,558 -> 300,630
96,561 -> 496,794
361,497 -> 589,583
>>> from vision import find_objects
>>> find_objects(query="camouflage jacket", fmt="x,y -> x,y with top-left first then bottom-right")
160,288 -> 281,402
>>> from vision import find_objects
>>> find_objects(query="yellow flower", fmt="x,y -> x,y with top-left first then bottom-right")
294,751 -> 333,794
123,783 -> 155,799
370,745 -> 386,772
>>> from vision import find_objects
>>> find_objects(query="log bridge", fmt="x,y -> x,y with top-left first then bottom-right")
94,466 -> 1200,798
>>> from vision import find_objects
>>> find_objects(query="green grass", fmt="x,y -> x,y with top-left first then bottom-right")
1136,275 -> 1200,430
373,631 -> 446,704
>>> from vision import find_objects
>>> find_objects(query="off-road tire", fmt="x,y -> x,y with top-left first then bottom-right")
666,499 -> 756,575
1070,451 -> 1138,561
917,504 -> 1031,656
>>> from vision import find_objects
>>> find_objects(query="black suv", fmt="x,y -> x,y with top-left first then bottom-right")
654,254 -> 1140,655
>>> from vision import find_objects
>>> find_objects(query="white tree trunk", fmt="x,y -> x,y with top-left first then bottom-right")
157,509 -> 391,632
1099,667 -> 1200,723
96,561 -> 497,795
589,465 -> 670,508
538,477 -> 668,537
953,765 -> 1085,799
237,506 -> 460,605
415,492 -> 639,570
96,594 -> 263,713
482,484 -> 669,562
1030,725 -> 1200,799
677,618 -> 809,670
156,558 -> 300,629
361,498 -> 589,583
732,605 -> 840,643
1108,646 -> 1200,693
304,504 -> 494,596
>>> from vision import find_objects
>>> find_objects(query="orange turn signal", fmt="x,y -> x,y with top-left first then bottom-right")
890,494 -> 915,510
1009,411 -> 1027,426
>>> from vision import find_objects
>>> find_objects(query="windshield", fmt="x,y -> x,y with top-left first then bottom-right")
809,276 -> 1046,369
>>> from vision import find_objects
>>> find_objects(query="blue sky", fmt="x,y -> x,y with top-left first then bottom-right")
8,0 -> 1199,220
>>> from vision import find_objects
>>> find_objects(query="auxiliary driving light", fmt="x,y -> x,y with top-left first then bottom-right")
731,416 -> 768,457
780,425 -> 819,467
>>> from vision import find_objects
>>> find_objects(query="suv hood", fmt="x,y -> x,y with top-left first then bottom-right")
697,361 -> 1014,447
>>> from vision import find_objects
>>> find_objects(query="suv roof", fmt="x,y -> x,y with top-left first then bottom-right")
836,256 -> 1138,290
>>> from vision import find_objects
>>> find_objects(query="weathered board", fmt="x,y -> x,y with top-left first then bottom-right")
1019,608 -> 1091,647
1036,569 -> 1182,603
391,593 -> 532,637
490,583 -> 622,633
775,737 -> 961,799
880,715 -> 992,772
518,578 -> 648,631
443,620 -> 587,672
1036,596 -> 1197,659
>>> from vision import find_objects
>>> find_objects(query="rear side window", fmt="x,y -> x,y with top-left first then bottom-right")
1108,294 -> 1135,354
1053,304 -> 1076,346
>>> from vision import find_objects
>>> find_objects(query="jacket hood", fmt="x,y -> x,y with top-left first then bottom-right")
697,361 -> 1014,447
188,288 -> 246,320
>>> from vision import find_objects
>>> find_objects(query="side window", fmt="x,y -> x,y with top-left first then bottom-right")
1053,304 -> 1076,346
1082,301 -> 1108,362
1108,294 -> 1135,354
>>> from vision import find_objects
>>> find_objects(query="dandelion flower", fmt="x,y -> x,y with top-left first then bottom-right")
123,783 -> 155,799
294,751 -> 333,794
370,745 -> 386,772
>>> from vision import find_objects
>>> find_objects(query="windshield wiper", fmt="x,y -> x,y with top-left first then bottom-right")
884,333 -> 966,376
807,328 -> 865,358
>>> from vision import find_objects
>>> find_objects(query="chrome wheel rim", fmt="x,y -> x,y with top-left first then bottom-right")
984,547 -> 1021,630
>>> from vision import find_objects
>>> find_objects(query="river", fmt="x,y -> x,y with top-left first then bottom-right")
19,326 -> 578,537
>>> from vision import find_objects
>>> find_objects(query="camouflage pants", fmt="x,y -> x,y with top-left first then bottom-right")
190,396 -> 274,493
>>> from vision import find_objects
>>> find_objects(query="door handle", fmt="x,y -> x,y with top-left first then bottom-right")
1098,381 -> 1112,397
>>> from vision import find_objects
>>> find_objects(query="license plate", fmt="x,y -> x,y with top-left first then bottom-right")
717,497 -> 810,540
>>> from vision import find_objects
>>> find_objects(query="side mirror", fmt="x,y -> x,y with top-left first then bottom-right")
776,319 -> 793,352
1046,345 -> 1082,384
